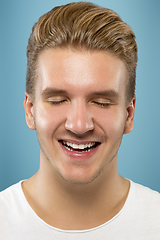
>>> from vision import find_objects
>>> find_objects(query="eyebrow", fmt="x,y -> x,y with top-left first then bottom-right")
41,88 -> 67,98
90,90 -> 120,99
41,87 -> 120,100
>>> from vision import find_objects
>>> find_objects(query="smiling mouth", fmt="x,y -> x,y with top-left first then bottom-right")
60,140 -> 100,153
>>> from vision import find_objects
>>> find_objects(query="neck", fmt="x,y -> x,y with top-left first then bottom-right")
22,159 -> 130,230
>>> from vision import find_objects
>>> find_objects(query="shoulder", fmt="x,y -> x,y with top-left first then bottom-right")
130,180 -> 160,201
0,181 -> 25,214
128,180 -> 160,216
0,181 -> 22,198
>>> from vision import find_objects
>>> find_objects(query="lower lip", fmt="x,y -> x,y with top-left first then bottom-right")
59,142 -> 100,161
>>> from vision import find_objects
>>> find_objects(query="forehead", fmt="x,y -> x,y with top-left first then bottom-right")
36,47 -> 127,97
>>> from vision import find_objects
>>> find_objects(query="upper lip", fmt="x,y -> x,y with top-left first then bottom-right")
58,139 -> 101,145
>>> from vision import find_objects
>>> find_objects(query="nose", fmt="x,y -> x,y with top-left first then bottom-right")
65,99 -> 94,135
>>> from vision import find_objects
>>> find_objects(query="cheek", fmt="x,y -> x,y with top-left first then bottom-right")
34,105 -> 66,136
93,107 -> 126,138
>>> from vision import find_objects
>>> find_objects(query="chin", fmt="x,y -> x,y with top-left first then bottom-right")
57,167 -> 103,185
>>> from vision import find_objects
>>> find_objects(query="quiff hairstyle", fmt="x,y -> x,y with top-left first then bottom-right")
26,2 -> 138,103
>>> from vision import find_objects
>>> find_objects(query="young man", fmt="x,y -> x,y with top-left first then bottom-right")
1,2 -> 160,239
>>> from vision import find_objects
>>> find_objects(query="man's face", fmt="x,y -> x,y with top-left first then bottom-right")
24,47 -> 135,184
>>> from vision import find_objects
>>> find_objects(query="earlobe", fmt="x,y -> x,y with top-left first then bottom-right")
24,91 -> 35,130
124,96 -> 136,134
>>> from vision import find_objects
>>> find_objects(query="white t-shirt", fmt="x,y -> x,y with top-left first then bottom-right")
0,180 -> 160,240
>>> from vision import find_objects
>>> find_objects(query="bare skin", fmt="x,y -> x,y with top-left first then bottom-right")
23,47 -> 135,230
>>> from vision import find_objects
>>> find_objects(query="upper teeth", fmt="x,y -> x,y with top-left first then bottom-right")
63,141 -> 95,150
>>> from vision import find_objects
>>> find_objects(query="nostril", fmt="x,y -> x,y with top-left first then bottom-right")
86,120 -> 94,131
65,115 -> 94,134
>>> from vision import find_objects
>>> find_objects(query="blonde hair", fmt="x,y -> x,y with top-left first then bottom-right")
26,2 -> 138,102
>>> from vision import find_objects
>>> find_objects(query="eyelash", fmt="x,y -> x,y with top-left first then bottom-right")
93,101 -> 111,107
48,100 -> 111,107
49,100 -> 67,105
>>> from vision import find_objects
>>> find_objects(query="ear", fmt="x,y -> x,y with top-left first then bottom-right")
124,96 -> 136,134
24,91 -> 36,130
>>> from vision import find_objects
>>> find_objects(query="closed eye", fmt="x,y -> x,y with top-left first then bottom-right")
92,101 -> 111,107
48,99 -> 67,105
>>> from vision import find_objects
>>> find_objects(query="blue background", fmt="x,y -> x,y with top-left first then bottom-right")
0,0 -> 160,192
